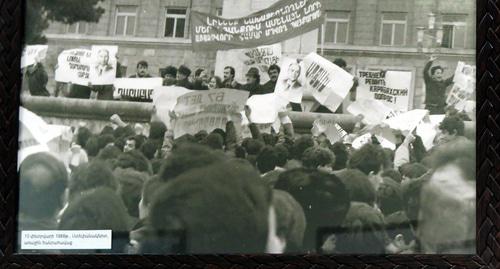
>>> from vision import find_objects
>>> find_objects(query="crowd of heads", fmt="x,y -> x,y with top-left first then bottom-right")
19,109 -> 475,254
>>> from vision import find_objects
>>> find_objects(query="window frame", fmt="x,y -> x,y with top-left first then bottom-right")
379,13 -> 407,46
319,11 -> 351,45
114,5 -> 138,37
164,7 -> 188,39
441,19 -> 467,49
66,22 -> 88,35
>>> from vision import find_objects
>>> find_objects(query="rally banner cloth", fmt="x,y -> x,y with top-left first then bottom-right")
303,52 -> 354,112
55,49 -> 93,86
152,86 -> 194,129
191,0 -> 324,51
21,45 -> 48,69
215,43 -> 282,84
446,61 -> 476,111
113,78 -> 163,102
173,89 -> 250,138
356,70 -> 412,112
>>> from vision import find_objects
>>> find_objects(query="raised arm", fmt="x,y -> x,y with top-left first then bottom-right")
423,55 -> 437,83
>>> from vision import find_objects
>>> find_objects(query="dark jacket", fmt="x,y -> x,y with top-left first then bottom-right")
423,61 -> 454,114
222,79 -> 242,89
176,79 -> 194,89
242,82 -> 266,97
129,74 -> 152,78
26,63 -> 50,96
193,80 -> 209,90
260,80 -> 277,94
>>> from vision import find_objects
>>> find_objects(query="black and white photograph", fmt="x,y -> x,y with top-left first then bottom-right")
17,0 -> 476,255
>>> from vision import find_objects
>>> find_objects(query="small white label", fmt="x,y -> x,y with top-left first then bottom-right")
21,230 -> 112,250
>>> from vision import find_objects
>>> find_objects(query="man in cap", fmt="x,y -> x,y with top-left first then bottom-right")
176,65 -> 194,89
242,67 -> 264,96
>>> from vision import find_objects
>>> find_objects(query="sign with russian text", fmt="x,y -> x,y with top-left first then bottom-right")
302,52 -> 354,112
191,0 -> 324,50
356,70 -> 412,112
113,78 -> 163,102
21,45 -> 48,69
173,89 -> 249,138
55,49 -> 92,86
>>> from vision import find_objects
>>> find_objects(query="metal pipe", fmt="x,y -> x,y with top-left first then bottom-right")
20,96 -> 475,138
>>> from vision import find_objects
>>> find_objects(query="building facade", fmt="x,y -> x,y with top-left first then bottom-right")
43,0 -> 475,108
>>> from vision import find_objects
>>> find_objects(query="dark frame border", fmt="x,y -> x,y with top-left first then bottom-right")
0,0 -> 497,267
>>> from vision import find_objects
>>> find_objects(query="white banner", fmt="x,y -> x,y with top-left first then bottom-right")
303,52 -> 354,112
356,70 -> 412,112
54,49 -> 92,86
173,89 -> 249,138
352,133 -> 396,150
447,61 -> 476,111
347,99 -> 396,125
311,119 -> 348,143
246,93 -> 280,124
383,109 -> 429,133
152,86 -> 194,129
21,45 -> 48,69
113,78 -> 163,102
89,45 -> 118,85
215,43 -> 282,84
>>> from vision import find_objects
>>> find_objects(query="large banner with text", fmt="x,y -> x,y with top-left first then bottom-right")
191,0 -> 324,50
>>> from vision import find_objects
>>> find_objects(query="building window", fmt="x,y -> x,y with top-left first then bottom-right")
115,5 -> 137,36
380,12 -> 407,46
216,8 -> 223,17
441,15 -> 466,49
66,22 -> 88,34
164,8 -> 187,38
318,11 -> 350,44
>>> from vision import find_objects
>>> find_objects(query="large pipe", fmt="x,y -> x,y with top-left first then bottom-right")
21,96 -> 475,138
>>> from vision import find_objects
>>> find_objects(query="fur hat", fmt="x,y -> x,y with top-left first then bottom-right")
178,65 -> 191,76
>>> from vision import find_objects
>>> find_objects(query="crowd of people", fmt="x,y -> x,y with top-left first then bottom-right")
18,97 -> 475,254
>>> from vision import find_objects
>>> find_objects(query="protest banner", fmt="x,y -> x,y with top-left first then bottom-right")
90,45 -> 118,85
356,69 -> 412,112
55,49 -> 92,86
274,57 -> 307,103
383,109 -> 428,133
18,107 -> 70,167
173,89 -> 250,138
346,99 -> 396,125
416,114 -> 446,150
302,52 -> 354,112
191,0 -> 324,51
152,86 -> 194,129
113,78 -> 163,102
21,45 -> 48,69
311,118 -> 348,143
351,133 -> 396,150
447,62 -> 475,111
246,93 -> 280,124
215,43 -> 282,84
